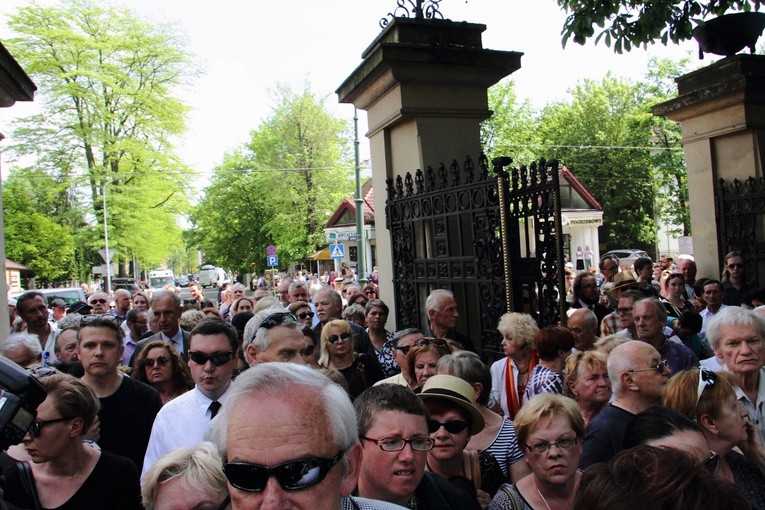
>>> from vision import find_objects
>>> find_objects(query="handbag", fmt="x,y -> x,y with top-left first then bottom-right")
17,460 -> 42,510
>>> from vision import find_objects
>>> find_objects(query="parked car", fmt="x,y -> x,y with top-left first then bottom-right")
176,275 -> 190,287
600,249 -> 650,271
11,287 -> 87,308
111,278 -> 142,294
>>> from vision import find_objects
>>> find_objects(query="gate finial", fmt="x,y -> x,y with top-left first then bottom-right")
380,0 -> 444,29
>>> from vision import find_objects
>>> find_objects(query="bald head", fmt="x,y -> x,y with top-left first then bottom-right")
607,341 -> 667,402
113,289 -> 131,316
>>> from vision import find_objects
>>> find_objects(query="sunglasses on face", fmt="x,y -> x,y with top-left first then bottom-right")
728,263 -> 744,269
427,419 -> 469,434
297,311 -> 314,320
188,351 -> 234,366
89,299 -> 108,305
30,416 -> 74,437
396,337 -> 448,355
328,332 -> 352,344
627,359 -> 668,374
143,355 -> 170,368
260,312 -> 297,330
223,450 -> 344,492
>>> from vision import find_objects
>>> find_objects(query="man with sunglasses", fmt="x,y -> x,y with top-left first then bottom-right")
142,318 -> 239,478
78,314 -> 162,472
354,384 -> 476,509
209,362 -> 403,510
376,328 -> 425,390
242,309 -> 308,365
580,340 -> 669,469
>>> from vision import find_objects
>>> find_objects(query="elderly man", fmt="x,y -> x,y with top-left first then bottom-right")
700,280 -> 728,333
130,291 -> 190,366
54,314 -> 81,364
142,318 -> 239,477
375,328 -> 425,389
423,289 -> 475,352
580,340 -> 669,469
600,272 -> 638,336
241,309 -> 308,365
633,298 -> 697,375
0,333 -> 42,367
677,257 -> 697,299
88,291 -> 111,315
16,291 -> 59,362
568,309 -> 598,351
313,287 -> 371,354
707,307 -> 765,443
221,283 -> 247,320
78,314 -> 161,471
277,279 -> 292,307
209,362 -> 403,510
354,384 -> 476,509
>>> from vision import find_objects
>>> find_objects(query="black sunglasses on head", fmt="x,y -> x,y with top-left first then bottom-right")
188,351 -> 234,366
260,312 -> 297,330
223,450 -> 345,492
397,337 -> 448,355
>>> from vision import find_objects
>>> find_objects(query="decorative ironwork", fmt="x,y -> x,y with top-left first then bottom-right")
385,154 -> 564,358
715,176 -> 765,284
380,0 -> 444,28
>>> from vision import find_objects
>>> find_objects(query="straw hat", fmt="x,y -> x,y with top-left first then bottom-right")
608,271 -> 637,294
419,374 -> 485,434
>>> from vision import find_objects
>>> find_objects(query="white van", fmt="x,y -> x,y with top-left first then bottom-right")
199,265 -> 227,288
148,269 -> 175,293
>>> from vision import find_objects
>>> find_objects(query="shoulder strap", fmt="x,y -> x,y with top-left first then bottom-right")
17,461 -> 42,510
466,450 -> 481,491
498,483 -> 524,510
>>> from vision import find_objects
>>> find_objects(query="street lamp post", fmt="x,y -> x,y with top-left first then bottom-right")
354,108 -> 367,285
102,180 -> 111,293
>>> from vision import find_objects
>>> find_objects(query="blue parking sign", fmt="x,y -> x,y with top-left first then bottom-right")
267,255 -> 279,267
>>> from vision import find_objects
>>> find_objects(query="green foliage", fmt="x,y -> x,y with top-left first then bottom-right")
481,80 -> 541,164
189,84 -> 353,273
556,0 -> 763,53
5,0 -> 194,278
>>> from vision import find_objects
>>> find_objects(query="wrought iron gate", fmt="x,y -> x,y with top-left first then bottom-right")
716,176 -> 765,285
385,154 -> 564,357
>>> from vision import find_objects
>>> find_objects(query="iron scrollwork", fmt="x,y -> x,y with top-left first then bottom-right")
380,0 -> 444,29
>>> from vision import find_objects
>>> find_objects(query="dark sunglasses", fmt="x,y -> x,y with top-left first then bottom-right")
30,416 -> 75,437
188,351 -> 234,366
397,337 -> 449,356
80,314 -> 120,327
88,299 -> 108,304
427,419 -> 469,434
728,263 -> 744,269
297,311 -> 314,320
143,355 -> 170,367
261,312 -> 297,329
328,332 -> 352,344
223,450 -> 344,492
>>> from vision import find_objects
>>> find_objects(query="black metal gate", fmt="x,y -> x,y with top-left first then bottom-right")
385,154 -> 564,357
716,176 -> 765,285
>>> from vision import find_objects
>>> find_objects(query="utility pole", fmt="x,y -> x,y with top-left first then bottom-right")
353,108 -> 367,284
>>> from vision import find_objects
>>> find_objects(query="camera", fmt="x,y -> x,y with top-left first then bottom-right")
0,356 -> 46,451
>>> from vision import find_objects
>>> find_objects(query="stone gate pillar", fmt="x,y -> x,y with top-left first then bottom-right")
336,17 -> 521,325
654,55 -> 765,281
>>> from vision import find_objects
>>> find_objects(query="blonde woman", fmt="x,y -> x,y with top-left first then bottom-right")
318,319 -> 383,400
490,313 -> 539,419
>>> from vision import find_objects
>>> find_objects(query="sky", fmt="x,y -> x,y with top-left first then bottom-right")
0,0 -> 697,180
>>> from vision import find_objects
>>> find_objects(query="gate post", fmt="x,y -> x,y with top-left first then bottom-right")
653,55 -> 765,279
336,17 -> 521,327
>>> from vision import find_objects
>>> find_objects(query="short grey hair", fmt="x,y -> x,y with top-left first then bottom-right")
141,442 -> 227,510
633,297 -> 667,323
152,290 -> 181,310
209,363 -> 357,470
392,328 -> 423,348
314,288 -> 342,310
288,280 -> 309,293
342,304 -> 365,324
706,306 -> 765,350
242,308 -> 301,350
426,289 -> 454,313
58,313 -> 83,331
0,332 -> 42,359
572,308 -> 597,331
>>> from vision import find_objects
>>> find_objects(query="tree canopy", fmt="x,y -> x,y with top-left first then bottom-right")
556,0 -> 763,53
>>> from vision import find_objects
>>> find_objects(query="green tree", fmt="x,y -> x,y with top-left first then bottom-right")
189,84 -> 353,273
556,0 -> 763,52
482,80 -> 541,164
5,0 -> 193,277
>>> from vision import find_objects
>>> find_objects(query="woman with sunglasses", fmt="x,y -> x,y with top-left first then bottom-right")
407,337 -> 452,390
663,368 -> 765,509
420,373 -> 507,510
288,300 -> 314,328
3,373 -> 142,509
318,319 -> 384,400
132,340 -> 193,405
489,394 -> 584,510
365,299 -> 399,378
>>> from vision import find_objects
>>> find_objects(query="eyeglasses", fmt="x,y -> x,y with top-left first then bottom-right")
428,419 -> 469,434
260,312 -> 297,330
616,307 -> 633,315
30,416 -> 75,437
143,355 -> 170,367
88,299 -> 108,305
525,436 -> 579,454
363,290 -> 377,296
361,435 -> 435,452
728,263 -> 744,269
695,367 -> 718,410
300,344 -> 316,357
297,311 -> 314,320
223,450 -> 345,492
328,332 -> 352,344
627,360 -> 668,373
188,351 -> 235,366
397,337 -> 449,355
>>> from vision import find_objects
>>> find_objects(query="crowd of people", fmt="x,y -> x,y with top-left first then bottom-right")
0,250 -> 763,509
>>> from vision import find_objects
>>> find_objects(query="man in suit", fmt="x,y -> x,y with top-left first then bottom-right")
130,291 -> 190,367
570,272 -> 612,328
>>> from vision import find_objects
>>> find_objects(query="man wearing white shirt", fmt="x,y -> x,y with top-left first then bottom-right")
142,318 -> 238,478
699,280 -> 728,332
130,291 -> 190,367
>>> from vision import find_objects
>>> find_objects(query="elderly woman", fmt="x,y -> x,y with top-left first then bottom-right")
132,340 -> 193,405
564,351 -> 611,427
661,272 -> 695,318
288,300 -> 314,328
523,327 -> 574,401
141,442 -> 229,510
489,394 -> 584,510
365,299 -> 398,378
4,373 -> 142,509
420,374 -> 503,509
438,352 -> 531,483
407,337 -> 452,390
663,368 -> 765,509
490,313 -> 540,419
318,319 -> 383,400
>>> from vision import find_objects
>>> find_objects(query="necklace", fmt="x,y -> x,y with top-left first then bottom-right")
537,489 -> 552,510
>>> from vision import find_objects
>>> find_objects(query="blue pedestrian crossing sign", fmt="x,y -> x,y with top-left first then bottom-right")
330,243 -> 345,259
267,255 -> 279,267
